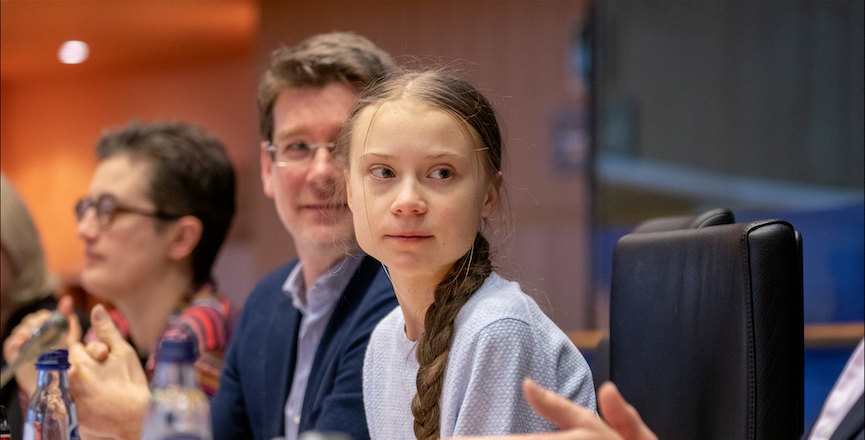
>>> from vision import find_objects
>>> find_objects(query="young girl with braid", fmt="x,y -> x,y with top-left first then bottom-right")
337,69 -> 596,439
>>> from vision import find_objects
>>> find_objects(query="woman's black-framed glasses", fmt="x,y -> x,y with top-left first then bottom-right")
74,194 -> 182,230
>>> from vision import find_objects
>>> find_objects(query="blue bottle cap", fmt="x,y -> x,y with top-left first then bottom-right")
35,349 -> 70,370
155,337 -> 197,363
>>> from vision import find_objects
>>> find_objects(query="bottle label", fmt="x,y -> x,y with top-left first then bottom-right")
23,420 -> 78,440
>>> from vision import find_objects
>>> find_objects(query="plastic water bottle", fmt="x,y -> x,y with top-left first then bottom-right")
1,405 -> 11,440
22,349 -> 80,440
141,337 -> 211,440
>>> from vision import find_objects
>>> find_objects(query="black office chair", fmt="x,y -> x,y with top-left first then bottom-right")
609,219 -> 804,439
591,208 -> 735,390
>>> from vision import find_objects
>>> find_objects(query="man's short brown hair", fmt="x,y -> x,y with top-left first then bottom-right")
257,32 -> 397,142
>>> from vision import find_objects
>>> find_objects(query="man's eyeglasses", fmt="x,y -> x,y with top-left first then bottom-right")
74,194 -> 181,230
265,141 -> 338,166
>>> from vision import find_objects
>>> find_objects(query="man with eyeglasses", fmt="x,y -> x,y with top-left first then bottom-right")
3,121 -> 237,440
211,32 -> 399,440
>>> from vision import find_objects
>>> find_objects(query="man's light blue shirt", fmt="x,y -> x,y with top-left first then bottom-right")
283,254 -> 363,440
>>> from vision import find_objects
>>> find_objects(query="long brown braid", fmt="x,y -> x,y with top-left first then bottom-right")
411,232 -> 493,440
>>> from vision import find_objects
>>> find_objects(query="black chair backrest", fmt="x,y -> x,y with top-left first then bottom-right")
592,208 -> 735,391
610,219 -> 804,439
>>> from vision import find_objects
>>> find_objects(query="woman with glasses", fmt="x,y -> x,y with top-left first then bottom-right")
3,121 -> 237,440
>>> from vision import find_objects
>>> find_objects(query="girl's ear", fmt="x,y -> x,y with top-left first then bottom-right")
480,171 -> 502,218
167,216 -> 203,261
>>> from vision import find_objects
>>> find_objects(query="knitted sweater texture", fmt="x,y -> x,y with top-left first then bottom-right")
363,272 -> 596,438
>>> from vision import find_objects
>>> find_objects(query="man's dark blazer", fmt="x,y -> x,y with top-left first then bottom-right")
211,255 -> 397,440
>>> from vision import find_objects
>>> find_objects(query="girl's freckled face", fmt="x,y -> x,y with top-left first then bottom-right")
346,99 -> 497,280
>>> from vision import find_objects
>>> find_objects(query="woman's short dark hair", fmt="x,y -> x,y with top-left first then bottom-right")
96,121 -> 236,288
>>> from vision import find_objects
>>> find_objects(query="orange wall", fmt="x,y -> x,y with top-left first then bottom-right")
2,0 -> 595,330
